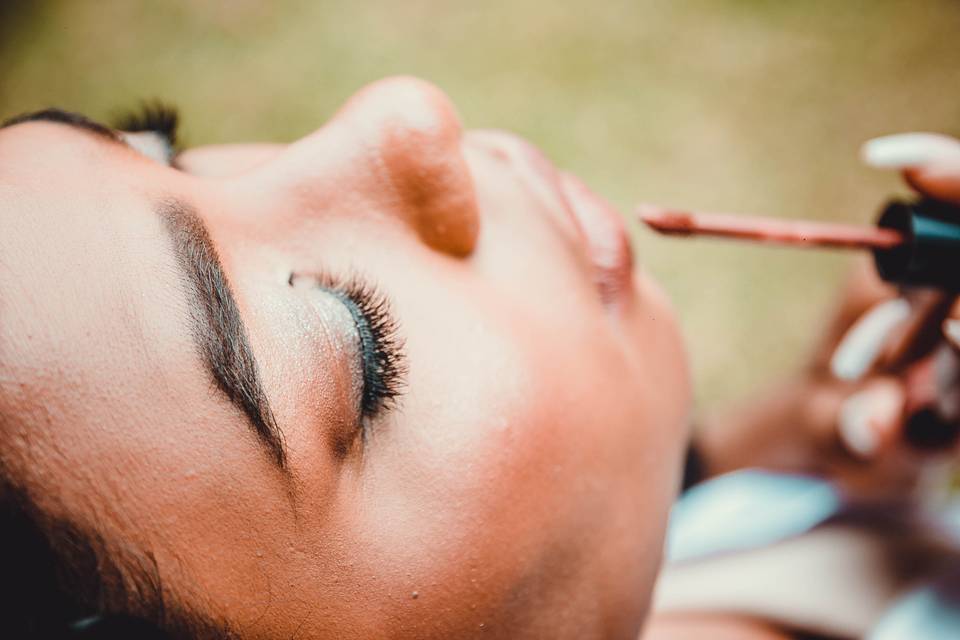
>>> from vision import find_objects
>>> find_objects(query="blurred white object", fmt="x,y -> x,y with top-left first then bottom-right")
870,570 -> 960,639
838,381 -> 904,459
830,297 -> 911,382
666,470 -> 841,563
660,470 -> 960,637
862,133 -> 960,169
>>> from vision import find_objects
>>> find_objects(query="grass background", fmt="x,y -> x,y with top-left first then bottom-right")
2,0 -> 959,414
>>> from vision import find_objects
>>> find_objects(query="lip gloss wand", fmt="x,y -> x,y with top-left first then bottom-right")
639,198 -> 960,449
638,199 -> 960,291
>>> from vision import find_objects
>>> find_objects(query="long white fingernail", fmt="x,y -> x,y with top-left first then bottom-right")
944,318 -> 960,350
831,297 -> 911,381
839,383 -> 903,459
839,390 -> 880,458
935,344 -> 960,421
861,133 -> 960,169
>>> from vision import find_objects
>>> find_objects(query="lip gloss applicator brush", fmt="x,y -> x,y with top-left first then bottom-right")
638,199 -> 960,292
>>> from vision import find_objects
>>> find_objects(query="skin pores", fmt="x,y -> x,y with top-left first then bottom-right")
0,76 -> 691,639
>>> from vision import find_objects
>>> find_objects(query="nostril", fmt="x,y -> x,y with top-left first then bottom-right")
380,128 -> 479,257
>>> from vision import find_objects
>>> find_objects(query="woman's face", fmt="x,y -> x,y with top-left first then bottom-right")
0,77 -> 690,638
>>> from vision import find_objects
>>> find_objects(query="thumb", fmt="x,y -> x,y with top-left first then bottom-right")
861,133 -> 960,203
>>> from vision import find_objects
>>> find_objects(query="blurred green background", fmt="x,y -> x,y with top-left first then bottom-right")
3,0 -> 959,414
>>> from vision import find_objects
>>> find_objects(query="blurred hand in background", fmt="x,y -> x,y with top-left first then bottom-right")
701,133 -> 960,499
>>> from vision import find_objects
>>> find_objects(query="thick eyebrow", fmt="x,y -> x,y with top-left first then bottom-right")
1,111 -> 287,468
1,108 -> 122,143
157,200 -> 287,469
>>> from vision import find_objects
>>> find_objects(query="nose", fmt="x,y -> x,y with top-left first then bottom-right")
245,76 -> 480,257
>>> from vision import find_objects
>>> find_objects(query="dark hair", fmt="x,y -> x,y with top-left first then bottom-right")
0,466 -> 235,638
0,473 -> 160,637
0,205 -> 235,640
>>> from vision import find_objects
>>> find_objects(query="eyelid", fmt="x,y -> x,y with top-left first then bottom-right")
289,271 -> 407,423
112,101 -> 181,165
121,131 -> 176,165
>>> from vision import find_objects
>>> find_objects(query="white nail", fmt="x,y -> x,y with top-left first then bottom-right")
935,343 -> 960,421
831,297 -> 911,381
839,383 -> 904,459
944,318 -> 960,350
861,133 -> 960,169
839,390 -> 880,458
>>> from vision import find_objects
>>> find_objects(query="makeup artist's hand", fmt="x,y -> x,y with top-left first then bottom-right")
700,134 -> 960,496
863,131 -> 960,345
863,132 -> 960,204
699,257 -> 927,498
857,133 -> 960,452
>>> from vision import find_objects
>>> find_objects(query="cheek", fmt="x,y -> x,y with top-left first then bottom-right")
321,291 -> 682,631
629,271 -> 693,460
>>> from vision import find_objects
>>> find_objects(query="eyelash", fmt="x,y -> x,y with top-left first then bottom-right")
312,275 -> 407,421
112,101 -> 180,151
112,101 -> 407,420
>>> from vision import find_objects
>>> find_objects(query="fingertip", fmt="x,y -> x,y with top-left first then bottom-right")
944,318 -> 960,352
904,162 -> 960,203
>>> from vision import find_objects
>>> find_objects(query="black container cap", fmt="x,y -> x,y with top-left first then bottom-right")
873,198 -> 960,291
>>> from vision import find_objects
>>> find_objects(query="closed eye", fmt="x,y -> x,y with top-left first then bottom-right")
1,103 -> 182,167
326,278 -> 407,420
113,101 -> 181,165
290,272 -> 407,426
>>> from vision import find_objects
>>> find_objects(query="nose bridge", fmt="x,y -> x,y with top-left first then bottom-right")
250,77 -> 480,257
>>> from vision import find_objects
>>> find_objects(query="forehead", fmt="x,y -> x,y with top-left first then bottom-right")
0,122 -> 166,293
0,120 -> 141,187
0,122 -> 191,422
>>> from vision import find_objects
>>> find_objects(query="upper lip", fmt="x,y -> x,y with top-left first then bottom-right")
472,130 -> 634,305
556,171 -> 635,306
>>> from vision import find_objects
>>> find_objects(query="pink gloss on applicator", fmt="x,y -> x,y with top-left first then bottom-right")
636,204 -> 903,250
637,199 -> 960,291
